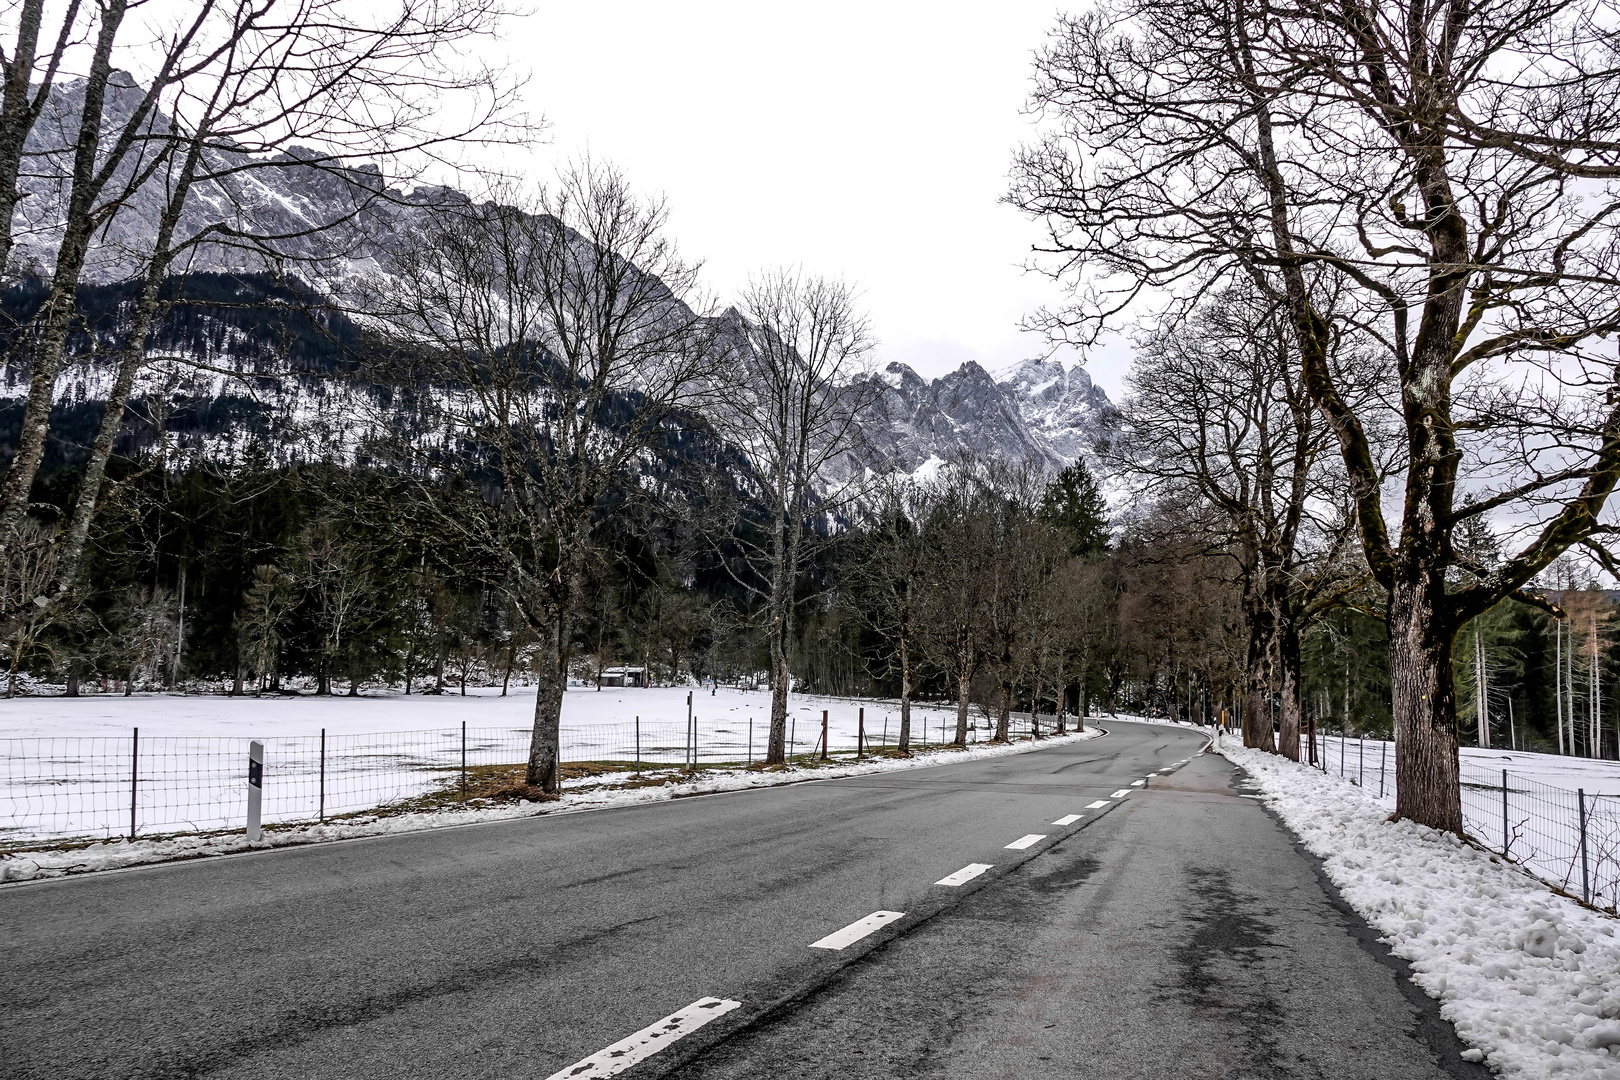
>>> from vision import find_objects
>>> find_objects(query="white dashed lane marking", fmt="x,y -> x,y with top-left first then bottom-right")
1131,780 -> 1145,786
1110,789 -> 1132,798
809,911 -> 905,950
935,863 -> 993,887
1086,799 -> 1112,809
1005,834 -> 1047,850
1052,814 -> 1082,825
543,997 -> 741,1080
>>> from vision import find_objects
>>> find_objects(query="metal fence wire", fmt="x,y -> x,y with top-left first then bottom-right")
0,708 -> 1061,850
1310,733 -> 1619,913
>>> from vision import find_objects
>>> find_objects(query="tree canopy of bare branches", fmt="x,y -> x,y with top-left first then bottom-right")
1117,286 -> 1369,756
0,0 -> 525,624
707,270 -> 877,764
1010,0 -> 1620,831
369,163 -> 722,791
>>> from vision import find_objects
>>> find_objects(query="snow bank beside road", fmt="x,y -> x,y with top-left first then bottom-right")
0,727 -> 1105,885
1219,738 -> 1620,1079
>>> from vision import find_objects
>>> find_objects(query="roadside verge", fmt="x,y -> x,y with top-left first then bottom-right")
1219,738 -> 1620,1079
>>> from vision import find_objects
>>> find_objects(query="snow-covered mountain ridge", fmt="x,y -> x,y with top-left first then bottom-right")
3,74 -> 1114,477
851,357 -> 1113,475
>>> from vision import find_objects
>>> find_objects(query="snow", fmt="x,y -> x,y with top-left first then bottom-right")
909,454 -> 946,482
0,684 -> 1002,745
1,687 -> 1066,844
1218,734 -> 1620,1079
0,725 -> 1105,885
1314,734 -> 1620,908
1315,734 -> 1620,797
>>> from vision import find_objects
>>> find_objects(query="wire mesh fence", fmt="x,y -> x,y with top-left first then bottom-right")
1309,732 -> 1620,913
0,705 -> 1063,850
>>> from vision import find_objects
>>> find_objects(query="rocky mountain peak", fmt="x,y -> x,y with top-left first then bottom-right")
849,357 -> 1113,478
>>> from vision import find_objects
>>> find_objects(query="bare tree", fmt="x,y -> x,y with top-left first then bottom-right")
371,163 -> 720,792
0,0 -> 523,609
1118,288 -> 1368,757
709,270 -> 876,765
841,477 -> 931,753
1010,0 -> 1620,831
233,563 -> 292,694
0,0 -> 83,278
0,517 -> 56,695
976,458 -> 1066,742
915,459 -> 995,744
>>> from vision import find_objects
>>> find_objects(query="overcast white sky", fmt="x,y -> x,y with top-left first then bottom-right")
489,1 -> 1131,396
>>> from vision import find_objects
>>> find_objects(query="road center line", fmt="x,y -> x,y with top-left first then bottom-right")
543,997 -> 742,1080
1085,799 -> 1111,809
1052,814 -> 1082,825
935,863 -> 993,887
809,910 -> 905,950
1005,833 -> 1047,850
1110,789 -> 1132,798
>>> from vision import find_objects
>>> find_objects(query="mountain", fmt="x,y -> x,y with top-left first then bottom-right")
997,358 -> 1116,465
3,74 -> 1115,481
848,357 -> 1112,477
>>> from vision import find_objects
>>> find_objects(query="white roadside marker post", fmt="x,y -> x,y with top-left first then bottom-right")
246,739 -> 265,842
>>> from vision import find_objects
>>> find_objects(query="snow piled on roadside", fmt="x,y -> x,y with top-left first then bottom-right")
0,727 -> 1105,885
1218,738 -> 1620,1079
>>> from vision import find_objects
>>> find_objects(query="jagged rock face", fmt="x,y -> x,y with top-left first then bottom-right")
997,358 -> 1117,466
849,358 -> 1113,476
9,72 -> 451,289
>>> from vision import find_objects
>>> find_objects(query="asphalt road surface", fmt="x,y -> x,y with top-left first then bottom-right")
2,719 -> 1487,1079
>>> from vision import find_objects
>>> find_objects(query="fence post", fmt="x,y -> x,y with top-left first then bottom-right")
636,716 -> 641,773
1501,769 -> 1509,856
821,710 -> 829,762
1358,735 -> 1364,787
747,717 -> 753,765
246,740 -> 264,842
1379,742 -> 1387,799
858,707 -> 865,759
459,721 -> 466,803
1578,788 -> 1591,905
320,727 -> 327,822
129,726 -> 139,841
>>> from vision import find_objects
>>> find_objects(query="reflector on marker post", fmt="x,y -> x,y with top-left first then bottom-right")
246,739 -> 265,842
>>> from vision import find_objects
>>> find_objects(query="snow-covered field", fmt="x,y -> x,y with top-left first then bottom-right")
0,725 -> 1106,884
1315,734 -> 1620,797
1313,734 -> 1620,911
1220,736 -> 1620,1079
0,687 -> 1064,845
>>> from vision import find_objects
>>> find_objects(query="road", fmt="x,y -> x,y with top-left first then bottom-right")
1,719 -> 1486,1079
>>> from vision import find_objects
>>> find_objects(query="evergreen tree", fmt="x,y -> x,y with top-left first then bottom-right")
1038,460 -> 1109,558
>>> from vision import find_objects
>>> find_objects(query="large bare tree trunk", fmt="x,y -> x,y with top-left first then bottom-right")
1389,578 -> 1463,832
0,3 -> 126,540
897,631 -> 912,753
1276,621 -> 1303,761
1242,619 -> 1276,752
526,610 -> 565,792
955,670 -> 970,745
995,677 -> 1012,742
767,618 -> 790,762
764,529 -> 794,763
